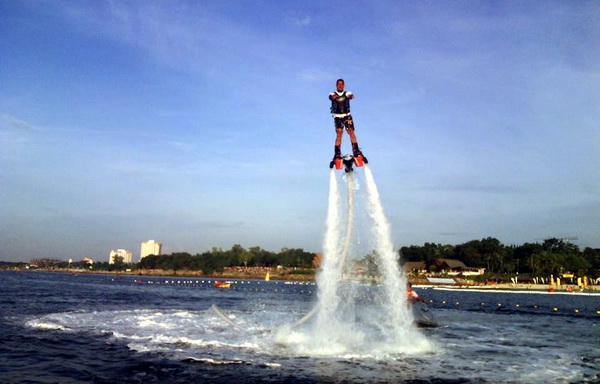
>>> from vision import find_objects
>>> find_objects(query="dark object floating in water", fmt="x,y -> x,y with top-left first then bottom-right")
412,301 -> 439,328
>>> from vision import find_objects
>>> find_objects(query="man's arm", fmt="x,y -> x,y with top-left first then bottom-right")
329,92 -> 337,100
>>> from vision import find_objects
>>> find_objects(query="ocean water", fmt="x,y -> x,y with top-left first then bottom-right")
0,271 -> 599,384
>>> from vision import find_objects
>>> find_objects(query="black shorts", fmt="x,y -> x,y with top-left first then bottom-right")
334,114 -> 354,131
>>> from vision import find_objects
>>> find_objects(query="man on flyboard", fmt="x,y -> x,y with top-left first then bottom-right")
329,78 -> 367,171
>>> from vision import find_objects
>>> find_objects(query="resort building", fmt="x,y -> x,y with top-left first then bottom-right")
312,253 -> 323,269
402,261 -> 427,275
434,259 -> 485,276
82,257 -> 94,265
29,259 -> 62,268
401,259 -> 485,276
109,249 -> 133,264
140,239 -> 162,261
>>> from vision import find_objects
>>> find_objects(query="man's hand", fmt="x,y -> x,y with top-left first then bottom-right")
329,92 -> 338,100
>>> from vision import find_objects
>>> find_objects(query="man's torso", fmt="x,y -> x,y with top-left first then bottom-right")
330,91 -> 352,116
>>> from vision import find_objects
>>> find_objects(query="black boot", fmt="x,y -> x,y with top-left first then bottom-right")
334,145 -> 342,159
352,142 -> 368,163
330,145 -> 342,168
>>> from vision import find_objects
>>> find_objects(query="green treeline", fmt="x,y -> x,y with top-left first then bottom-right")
105,245 -> 316,274
7,238 -> 600,278
400,237 -> 600,276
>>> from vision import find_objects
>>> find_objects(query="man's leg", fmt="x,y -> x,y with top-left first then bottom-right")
344,117 -> 363,156
347,127 -> 358,144
335,129 -> 344,156
334,118 -> 344,158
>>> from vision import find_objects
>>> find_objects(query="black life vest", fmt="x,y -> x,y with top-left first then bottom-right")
330,91 -> 351,114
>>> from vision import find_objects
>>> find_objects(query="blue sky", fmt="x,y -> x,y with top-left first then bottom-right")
1,1 -> 599,262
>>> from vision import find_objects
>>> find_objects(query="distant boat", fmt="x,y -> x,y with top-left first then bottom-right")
265,272 -> 270,282
214,281 -> 231,289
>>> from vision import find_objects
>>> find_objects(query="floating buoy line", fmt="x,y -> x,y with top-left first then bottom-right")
427,298 -> 599,316
111,277 -> 318,295
109,278 -> 600,316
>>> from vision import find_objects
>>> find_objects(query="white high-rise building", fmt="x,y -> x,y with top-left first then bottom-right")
140,239 -> 162,261
109,249 -> 133,264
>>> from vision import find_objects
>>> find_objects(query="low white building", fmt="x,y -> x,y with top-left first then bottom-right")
109,249 -> 132,264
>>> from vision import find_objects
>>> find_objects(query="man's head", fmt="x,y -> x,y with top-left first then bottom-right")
336,79 -> 345,92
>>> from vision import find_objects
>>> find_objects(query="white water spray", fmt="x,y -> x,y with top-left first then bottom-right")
363,166 -> 427,349
314,171 -> 342,327
313,170 -> 357,353
310,166 -> 431,355
340,172 -> 356,270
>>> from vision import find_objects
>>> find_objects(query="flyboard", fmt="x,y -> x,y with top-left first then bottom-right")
329,154 -> 368,173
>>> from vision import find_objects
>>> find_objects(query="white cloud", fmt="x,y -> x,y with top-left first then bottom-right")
39,1 -> 292,82
294,16 -> 312,27
107,160 -> 167,174
297,68 -> 336,83
283,10 -> 313,27
0,113 -> 37,133
0,114 -> 39,162
168,141 -> 196,153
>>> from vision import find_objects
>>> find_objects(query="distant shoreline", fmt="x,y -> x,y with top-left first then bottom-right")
6,268 -> 600,292
418,283 -> 600,293
9,267 -> 318,282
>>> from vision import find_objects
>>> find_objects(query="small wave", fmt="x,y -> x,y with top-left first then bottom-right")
111,331 -> 151,341
25,319 -> 70,331
153,335 -> 260,350
137,319 -> 174,328
182,357 -> 282,369
173,311 -> 194,318
182,357 -> 248,365
260,362 -> 281,368
127,342 -> 162,353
